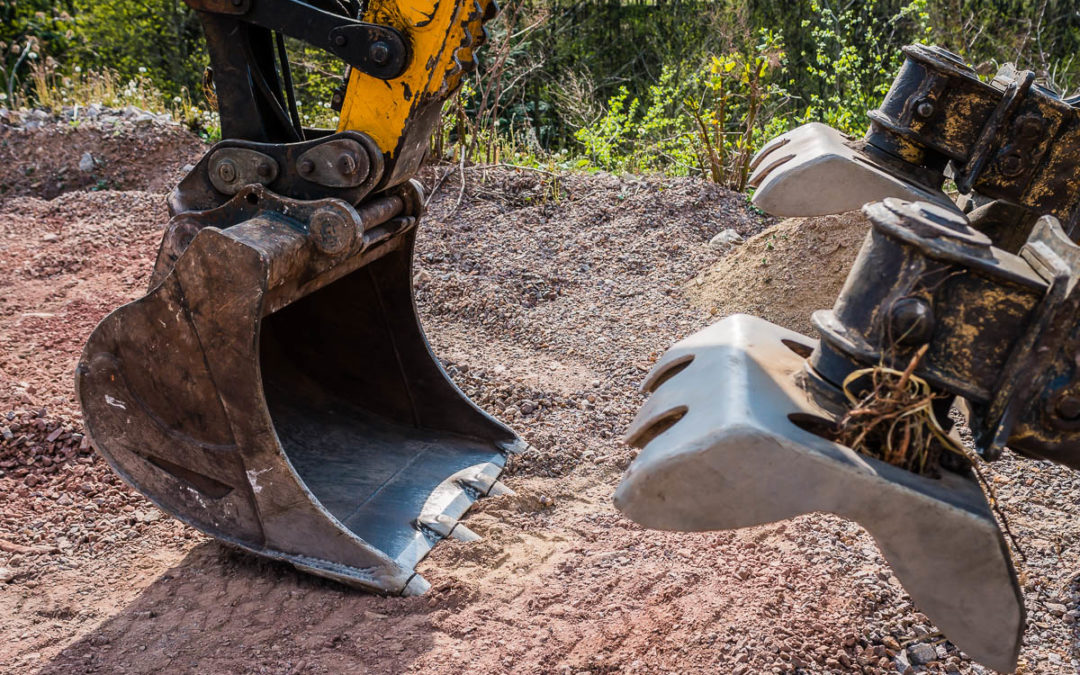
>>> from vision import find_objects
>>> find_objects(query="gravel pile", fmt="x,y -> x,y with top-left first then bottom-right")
2,128 -> 1080,673
0,106 -> 206,200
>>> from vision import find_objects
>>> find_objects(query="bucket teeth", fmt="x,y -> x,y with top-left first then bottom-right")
457,462 -> 515,497
748,122 -> 960,218
497,438 -> 530,455
616,314 -> 1024,673
417,514 -> 482,542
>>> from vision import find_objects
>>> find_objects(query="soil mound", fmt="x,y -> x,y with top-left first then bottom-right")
0,114 -> 206,200
687,210 -> 869,335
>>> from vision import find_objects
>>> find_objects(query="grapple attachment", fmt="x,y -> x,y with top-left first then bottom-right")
77,0 -> 513,593
618,198 -> 1080,671
749,44 -> 1080,245
615,314 -> 1023,671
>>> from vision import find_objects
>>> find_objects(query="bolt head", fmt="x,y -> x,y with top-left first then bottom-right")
337,152 -> 358,176
915,100 -> 935,119
889,297 -> 935,346
310,209 -> 355,255
217,159 -> 237,183
334,34 -> 348,47
256,160 -> 274,179
1057,395 -> 1080,421
298,158 -> 315,176
369,41 -> 390,66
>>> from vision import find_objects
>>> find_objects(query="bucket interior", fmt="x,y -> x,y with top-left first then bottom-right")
258,245 -> 509,562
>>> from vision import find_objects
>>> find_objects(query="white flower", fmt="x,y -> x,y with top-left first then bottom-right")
173,96 -> 182,103
0,93 -> 6,101
138,67 -> 147,73
74,66 -> 81,73
28,52 -> 38,60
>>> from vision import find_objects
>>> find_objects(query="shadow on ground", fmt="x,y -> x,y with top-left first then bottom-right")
39,541 -> 440,675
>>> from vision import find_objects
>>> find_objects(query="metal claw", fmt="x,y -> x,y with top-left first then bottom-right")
748,123 -> 959,218
616,314 -> 1023,673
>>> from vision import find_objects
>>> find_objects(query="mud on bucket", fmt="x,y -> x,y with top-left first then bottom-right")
76,182 -> 522,594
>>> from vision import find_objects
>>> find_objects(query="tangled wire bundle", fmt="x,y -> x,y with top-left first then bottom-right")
835,344 -> 959,477
833,344 -> 1026,561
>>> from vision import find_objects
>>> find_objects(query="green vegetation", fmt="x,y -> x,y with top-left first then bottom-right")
3,0 -> 1079,185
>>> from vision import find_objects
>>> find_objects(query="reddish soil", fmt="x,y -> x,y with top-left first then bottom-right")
0,119 -> 206,200
1,126 -> 1079,675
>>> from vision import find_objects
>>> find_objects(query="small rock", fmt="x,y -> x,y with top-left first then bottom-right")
893,648 -> 911,670
708,228 -> 744,250
41,233 -> 59,242
906,642 -> 937,666
1047,602 -> 1067,617
135,509 -> 163,523
0,567 -> 16,583
78,152 -> 95,172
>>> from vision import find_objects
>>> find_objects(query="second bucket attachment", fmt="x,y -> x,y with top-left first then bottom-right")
77,182 -> 523,594
614,197 -> 1080,671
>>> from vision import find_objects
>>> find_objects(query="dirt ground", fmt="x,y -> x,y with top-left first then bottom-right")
2,122 -> 1080,675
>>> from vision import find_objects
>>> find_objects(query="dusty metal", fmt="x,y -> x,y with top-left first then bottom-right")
618,197 -> 1080,671
750,45 -> 1080,247
170,131 -> 385,215
78,183 -> 524,594
79,0 -> 511,593
295,138 -> 372,188
812,199 -> 1080,466
747,122 -> 960,217
207,147 -> 279,194
184,0 -> 410,79
615,314 -> 1023,673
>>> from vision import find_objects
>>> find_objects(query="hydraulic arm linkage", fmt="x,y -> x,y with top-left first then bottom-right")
77,0 -> 519,595
616,46 -> 1080,671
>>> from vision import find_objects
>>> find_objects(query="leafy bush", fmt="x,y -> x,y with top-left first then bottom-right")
796,0 -> 933,135
575,29 -> 789,187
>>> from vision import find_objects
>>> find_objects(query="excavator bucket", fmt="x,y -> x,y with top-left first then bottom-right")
78,183 -> 522,594
76,0 -> 514,593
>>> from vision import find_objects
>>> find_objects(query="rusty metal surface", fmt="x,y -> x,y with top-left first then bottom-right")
617,195 -> 1080,670
811,198 -> 1080,467
78,181 -> 523,593
615,314 -> 1024,672
169,131 -> 386,215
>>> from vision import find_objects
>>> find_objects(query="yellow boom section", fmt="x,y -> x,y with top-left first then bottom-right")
337,0 -> 493,157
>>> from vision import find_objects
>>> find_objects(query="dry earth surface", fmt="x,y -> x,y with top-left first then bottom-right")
2,118 -> 1080,675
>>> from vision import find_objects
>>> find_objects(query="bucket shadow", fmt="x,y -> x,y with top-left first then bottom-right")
39,540 -> 438,674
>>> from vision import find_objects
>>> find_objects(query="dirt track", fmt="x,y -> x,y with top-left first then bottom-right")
2,122 -> 1080,674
